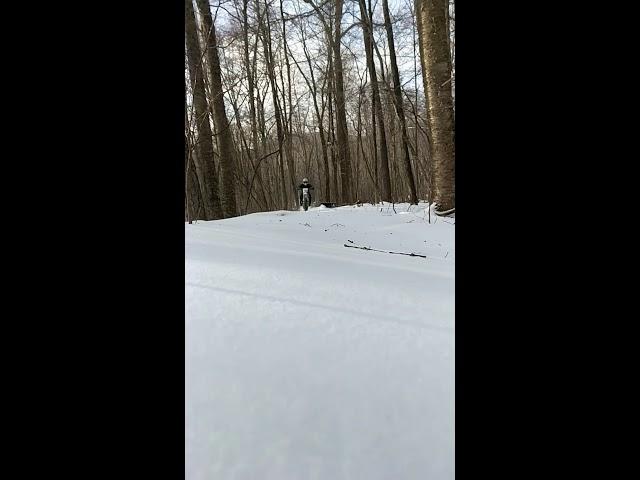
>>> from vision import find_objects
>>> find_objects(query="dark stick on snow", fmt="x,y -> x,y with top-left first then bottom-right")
344,243 -> 426,259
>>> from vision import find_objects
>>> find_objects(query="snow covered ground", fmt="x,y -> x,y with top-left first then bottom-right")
185,203 -> 455,479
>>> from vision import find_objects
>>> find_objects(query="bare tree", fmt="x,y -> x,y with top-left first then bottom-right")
302,0 -> 354,204
195,0 -> 238,217
280,0 -> 298,203
382,0 -> 419,204
358,0 -> 392,202
261,0 -> 289,209
290,19 -> 332,201
185,0 -> 223,220
326,45 -> 340,201
185,85 -> 204,222
332,0 -> 354,204
416,0 -> 455,213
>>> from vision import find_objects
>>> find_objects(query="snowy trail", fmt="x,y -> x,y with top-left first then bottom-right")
186,203 -> 455,479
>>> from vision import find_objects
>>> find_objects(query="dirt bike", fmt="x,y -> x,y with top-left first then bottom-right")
300,188 -> 311,211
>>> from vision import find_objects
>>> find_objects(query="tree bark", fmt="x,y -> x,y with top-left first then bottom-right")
195,0 -> 238,217
326,49 -> 340,202
185,0 -> 222,220
416,0 -> 455,211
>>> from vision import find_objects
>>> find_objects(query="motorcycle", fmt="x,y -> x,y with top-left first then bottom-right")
300,187 -> 311,211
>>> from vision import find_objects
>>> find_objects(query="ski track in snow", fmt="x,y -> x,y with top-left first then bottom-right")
186,203 -> 454,480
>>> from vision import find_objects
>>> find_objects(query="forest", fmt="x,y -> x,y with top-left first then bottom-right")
185,0 -> 455,220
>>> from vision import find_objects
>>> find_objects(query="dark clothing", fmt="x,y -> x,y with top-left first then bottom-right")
298,183 -> 314,205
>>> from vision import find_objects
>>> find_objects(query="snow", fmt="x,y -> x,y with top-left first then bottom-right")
185,203 -> 454,479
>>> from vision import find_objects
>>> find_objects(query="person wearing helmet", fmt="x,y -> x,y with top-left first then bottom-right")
298,177 -> 314,211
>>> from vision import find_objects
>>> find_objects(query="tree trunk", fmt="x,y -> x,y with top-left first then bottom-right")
326,51 -> 339,202
280,0 -> 297,203
240,0 -> 269,210
358,0 -> 392,202
416,0 -> 455,211
332,0 -> 354,204
262,2 -> 288,209
185,0 -> 222,220
382,0 -> 419,204
195,0 -> 238,217
185,138 -> 205,221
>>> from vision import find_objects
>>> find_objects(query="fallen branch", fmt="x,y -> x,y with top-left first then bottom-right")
434,206 -> 456,217
344,242 -> 427,259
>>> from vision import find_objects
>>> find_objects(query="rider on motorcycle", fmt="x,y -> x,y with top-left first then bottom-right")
298,177 -> 314,210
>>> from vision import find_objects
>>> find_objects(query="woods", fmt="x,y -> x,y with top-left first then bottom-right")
185,3 -> 457,474
185,0 -> 455,220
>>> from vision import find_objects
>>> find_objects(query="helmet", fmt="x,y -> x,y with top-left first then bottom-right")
302,178 -> 308,183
